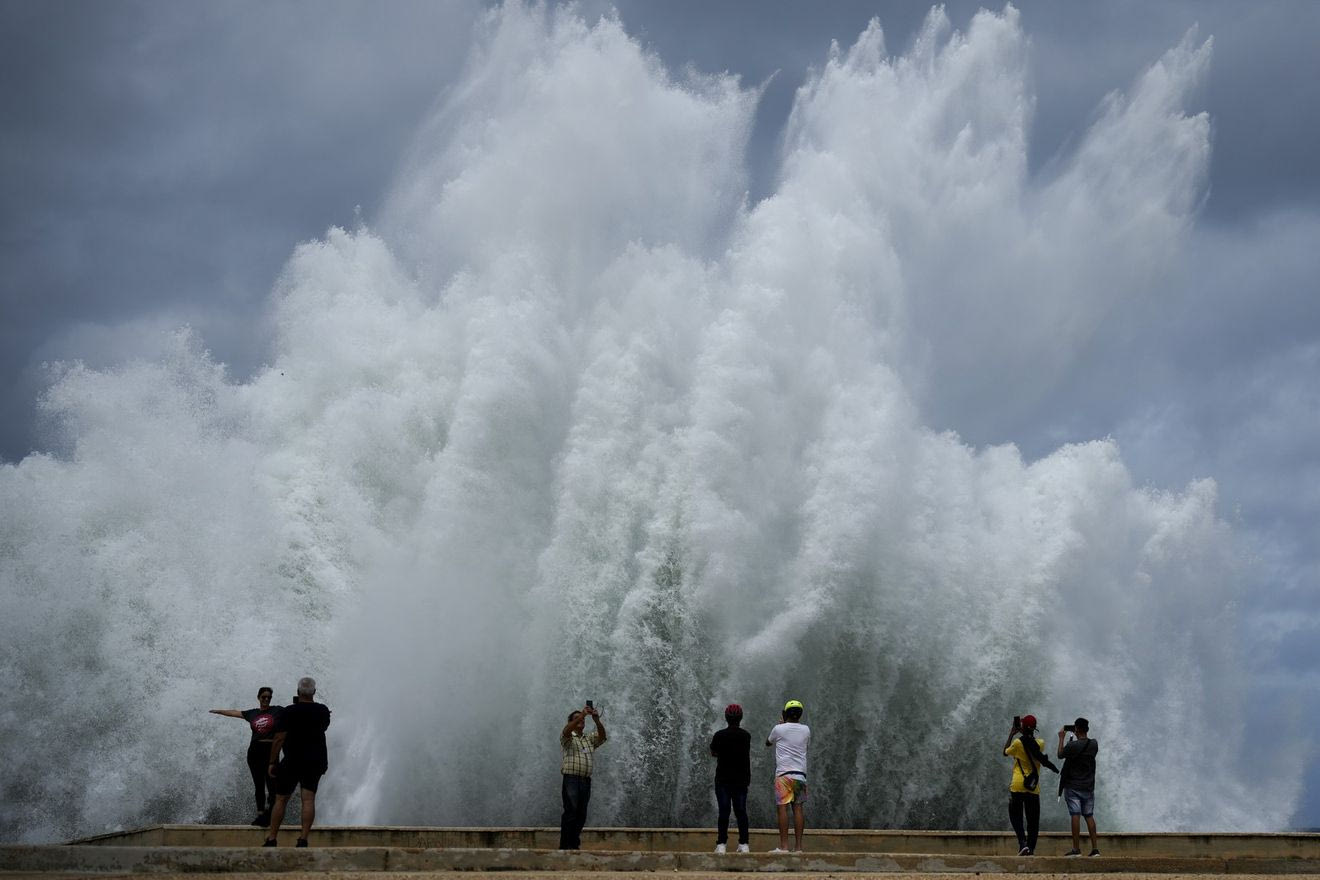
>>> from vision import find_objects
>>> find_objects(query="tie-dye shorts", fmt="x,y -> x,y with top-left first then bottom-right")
774,774 -> 808,805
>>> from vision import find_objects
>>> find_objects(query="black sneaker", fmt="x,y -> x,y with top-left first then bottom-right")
251,812 -> 270,827
1065,849 -> 1081,857
1018,846 -> 1031,856
262,839 -> 277,847
1089,849 -> 1101,857
295,838 -> 308,848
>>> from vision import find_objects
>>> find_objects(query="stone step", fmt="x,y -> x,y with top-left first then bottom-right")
67,825 -> 1320,860
6,844 -> 1320,875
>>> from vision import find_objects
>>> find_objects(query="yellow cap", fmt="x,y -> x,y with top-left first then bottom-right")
784,700 -> 804,712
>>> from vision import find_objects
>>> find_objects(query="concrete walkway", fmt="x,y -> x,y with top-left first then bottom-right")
63,827 -> 1320,859
3,828 -> 1316,876
4,844 -> 1320,875
7,874 -> 1320,880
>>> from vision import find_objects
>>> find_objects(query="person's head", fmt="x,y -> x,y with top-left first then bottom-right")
724,703 -> 743,727
296,677 -> 316,700
566,709 -> 585,733
783,699 -> 804,723
1020,713 -> 1037,734
257,687 -> 273,705
1074,717 -> 1089,736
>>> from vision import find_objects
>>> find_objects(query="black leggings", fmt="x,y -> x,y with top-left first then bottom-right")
246,741 -> 276,813
1008,792 -> 1040,852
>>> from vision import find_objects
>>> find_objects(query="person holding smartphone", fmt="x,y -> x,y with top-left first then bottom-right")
1057,718 -> 1100,856
263,677 -> 330,848
558,702 -> 607,850
1002,714 -> 1058,856
766,700 -> 811,853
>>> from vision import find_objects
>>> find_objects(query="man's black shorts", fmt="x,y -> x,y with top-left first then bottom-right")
271,760 -> 326,796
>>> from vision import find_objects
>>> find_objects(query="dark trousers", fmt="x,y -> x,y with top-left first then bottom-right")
246,742 -> 276,814
1008,792 -> 1040,852
559,774 -> 592,850
715,783 -> 749,845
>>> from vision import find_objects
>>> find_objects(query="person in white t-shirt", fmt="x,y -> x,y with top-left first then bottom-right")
765,699 -> 811,853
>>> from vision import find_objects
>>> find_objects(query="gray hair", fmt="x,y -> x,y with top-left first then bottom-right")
297,676 -> 317,697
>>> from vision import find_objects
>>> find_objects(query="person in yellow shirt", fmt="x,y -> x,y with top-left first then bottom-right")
1002,714 -> 1059,855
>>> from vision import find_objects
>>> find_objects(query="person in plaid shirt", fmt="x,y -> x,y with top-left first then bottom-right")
558,704 -> 607,850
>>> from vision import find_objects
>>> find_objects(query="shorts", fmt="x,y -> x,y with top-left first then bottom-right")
271,760 -> 326,797
774,774 -> 807,806
1063,787 -> 1095,817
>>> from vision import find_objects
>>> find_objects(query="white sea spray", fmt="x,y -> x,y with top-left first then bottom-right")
0,3 -> 1297,840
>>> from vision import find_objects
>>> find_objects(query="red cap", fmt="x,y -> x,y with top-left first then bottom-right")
724,703 -> 743,718
1021,714 -> 1037,730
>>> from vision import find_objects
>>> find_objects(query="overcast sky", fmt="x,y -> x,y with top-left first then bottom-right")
3,0 -> 1319,825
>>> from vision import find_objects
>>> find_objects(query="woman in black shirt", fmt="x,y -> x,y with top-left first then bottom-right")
209,686 -> 281,826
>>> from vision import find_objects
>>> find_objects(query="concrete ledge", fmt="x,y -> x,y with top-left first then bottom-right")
65,827 -> 1320,859
6,845 -> 1320,875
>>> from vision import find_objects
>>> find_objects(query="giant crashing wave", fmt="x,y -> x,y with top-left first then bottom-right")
0,3 -> 1299,842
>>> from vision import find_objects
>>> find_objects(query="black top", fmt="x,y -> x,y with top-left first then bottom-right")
710,726 -> 751,788
241,707 -> 282,745
277,701 -> 331,769
1059,737 -> 1098,791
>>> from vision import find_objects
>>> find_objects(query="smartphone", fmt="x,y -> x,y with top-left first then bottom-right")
1064,724 -> 1076,733
586,700 -> 594,709
1013,715 -> 1021,728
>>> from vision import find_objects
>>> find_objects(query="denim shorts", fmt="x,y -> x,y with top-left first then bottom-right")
1063,787 -> 1095,817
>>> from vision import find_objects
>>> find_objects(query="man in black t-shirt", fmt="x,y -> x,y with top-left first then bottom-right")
710,703 -> 751,853
1057,717 -> 1100,857
263,677 -> 331,848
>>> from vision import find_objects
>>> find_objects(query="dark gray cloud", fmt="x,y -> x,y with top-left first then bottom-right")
0,0 -> 481,459
610,1 -> 1320,219
5,0 -> 1317,459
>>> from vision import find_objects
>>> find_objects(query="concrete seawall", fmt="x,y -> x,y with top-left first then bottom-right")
65,826 -> 1320,858
1,827 -> 1315,875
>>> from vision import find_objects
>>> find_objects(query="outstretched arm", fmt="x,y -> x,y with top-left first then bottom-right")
209,709 -> 244,719
1056,729 -> 1068,759
1024,736 -> 1060,772
591,710 -> 607,745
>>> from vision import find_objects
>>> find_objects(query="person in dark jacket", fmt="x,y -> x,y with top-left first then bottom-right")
1057,718 -> 1100,857
710,703 -> 751,853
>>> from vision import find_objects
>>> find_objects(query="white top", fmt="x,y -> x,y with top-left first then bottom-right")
767,722 -> 811,776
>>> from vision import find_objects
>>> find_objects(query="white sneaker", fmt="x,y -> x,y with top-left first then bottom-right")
737,844 -> 750,853
714,843 -> 726,854
770,848 -> 788,853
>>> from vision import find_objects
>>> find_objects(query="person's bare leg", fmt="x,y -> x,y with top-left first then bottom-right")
1085,816 -> 1098,851
1071,815 -> 1081,850
776,804 -> 789,850
265,795 -> 290,843
793,803 -> 805,851
299,790 -> 316,842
